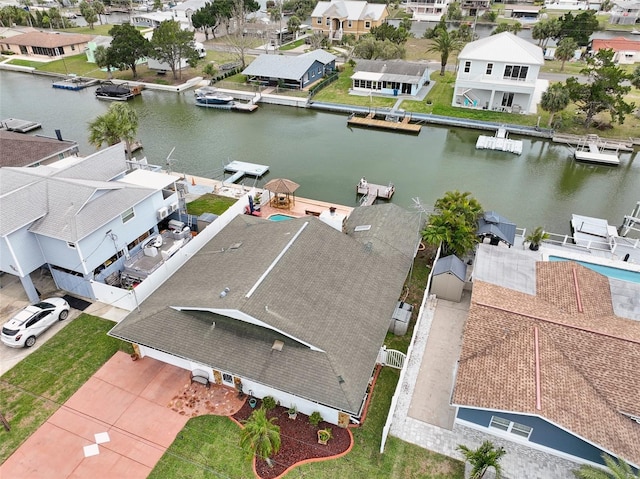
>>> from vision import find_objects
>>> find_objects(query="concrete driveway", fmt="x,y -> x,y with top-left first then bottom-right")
0,352 -> 190,479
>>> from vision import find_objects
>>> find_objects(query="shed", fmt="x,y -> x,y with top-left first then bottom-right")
431,255 -> 467,302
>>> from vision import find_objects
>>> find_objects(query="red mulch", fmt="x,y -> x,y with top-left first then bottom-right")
232,399 -> 352,479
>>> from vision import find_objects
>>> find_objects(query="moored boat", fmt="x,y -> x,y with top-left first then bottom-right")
194,86 -> 235,105
95,81 -> 143,101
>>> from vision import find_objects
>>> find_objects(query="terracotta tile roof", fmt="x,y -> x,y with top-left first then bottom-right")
592,37 -> 640,52
453,261 -> 640,466
6,31 -> 93,48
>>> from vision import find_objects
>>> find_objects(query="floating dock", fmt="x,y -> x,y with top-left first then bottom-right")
224,161 -> 269,183
553,133 -> 633,152
52,77 -> 99,91
347,112 -> 421,134
356,179 -> 395,206
476,127 -> 523,154
0,118 -> 42,133
195,101 -> 258,112
574,135 -> 620,166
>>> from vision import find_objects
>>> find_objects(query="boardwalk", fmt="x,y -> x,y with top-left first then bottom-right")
347,112 -> 421,133
356,180 -> 395,206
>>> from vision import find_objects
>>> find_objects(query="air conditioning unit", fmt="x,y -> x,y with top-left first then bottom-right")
157,207 -> 169,220
169,202 -> 179,213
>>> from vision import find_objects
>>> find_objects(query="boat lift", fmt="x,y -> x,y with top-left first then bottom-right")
620,201 -> 640,237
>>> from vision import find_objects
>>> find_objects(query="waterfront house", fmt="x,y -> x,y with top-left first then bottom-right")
242,49 -> 337,89
452,32 -> 544,114
310,0 -> 388,41
404,0 -> 450,21
591,37 -> 640,64
109,203 -> 421,427
0,130 -> 79,168
1,31 -> 93,59
0,143 -> 185,303
453,244 -> 640,470
350,59 -> 430,96
609,0 -> 640,24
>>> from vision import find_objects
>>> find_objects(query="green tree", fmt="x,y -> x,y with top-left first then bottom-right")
79,1 -> 97,29
153,0 -> 162,10
630,64 -> 640,89
573,454 -> 639,479
108,23 -> 151,79
492,22 -> 521,35
555,37 -> 578,72
422,191 -> 483,257
565,49 -> 634,128
532,18 -> 560,48
88,103 -> 139,159
457,441 -> 506,479
447,1 -> 462,20
94,45 -> 114,79
540,82 -> 570,128
150,19 -> 198,80
287,15 -> 301,37
427,28 -> 464,76
557,10 -> 599,46
240,408 -> 281,465
92,0 -> 105,24
353,36 -> 405,60
370,23 -> 409,44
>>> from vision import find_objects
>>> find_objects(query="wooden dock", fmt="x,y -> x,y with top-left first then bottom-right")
195,101 -> 258,112
553,133 -> 634,152
348,112 -> 421,133
357,180 -> 395,206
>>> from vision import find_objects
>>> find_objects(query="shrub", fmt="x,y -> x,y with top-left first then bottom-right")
309,411 -> 323,427
262,396 -> 277,411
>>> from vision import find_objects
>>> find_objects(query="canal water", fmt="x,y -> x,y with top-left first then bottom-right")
1,70 -> 638,234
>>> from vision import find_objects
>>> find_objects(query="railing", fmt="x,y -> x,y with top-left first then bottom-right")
309,72 -> 339,98
377,346 -> 406,369
214,80 -> 261,93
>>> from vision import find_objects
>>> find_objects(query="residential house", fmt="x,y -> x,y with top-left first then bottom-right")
131,0 -> 207,31
109,203 -> 421,427
350,59 -> 430,96
609,0 -> 640,24
1,31 -> 93,59
503,4 -> 541,20
242,50 -> 337,89
0,131 -> 79,168
310,0 -> 388,41
591,37 -> 640,64
452,244 -> 640,470
85,35 -> 112,64
404,0 -> 450,21
0,143 -> 186,303
460,0 -> 490,17
453,32 -> 544,114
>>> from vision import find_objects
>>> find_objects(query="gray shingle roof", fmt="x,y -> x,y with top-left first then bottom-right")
477,210 -> 516,246
242,50 -> 336,81
354,59 -> 428,80
110,205 -> 421,414
433,254 -> 467,281
0,131 -> 78,168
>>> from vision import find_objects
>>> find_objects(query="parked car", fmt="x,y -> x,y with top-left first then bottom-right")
1,298 -> 70,348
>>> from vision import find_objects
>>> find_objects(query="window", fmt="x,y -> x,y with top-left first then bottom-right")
490,416 -> 533,439
365,21 -> 371,28
222,373 -> 233,383
486,63 -> 493,75
326,18 -> 330,26
121,207 -> 135,223
348,20 -> 352,27
503,64 -> 528,80
317,17 -> 321,24
464,61 -> 471,73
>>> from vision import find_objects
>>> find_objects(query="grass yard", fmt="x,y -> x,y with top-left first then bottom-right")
0,314 -> 133,463
280,38 -> 306,51
186,193 -> 238,216
312,64 -> 397,108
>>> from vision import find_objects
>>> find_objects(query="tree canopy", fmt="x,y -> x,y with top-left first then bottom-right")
531,18 -> 561,48
427,28 -> 464,76
557,10 -> 599,46
240,408 -> 281,463
457,441 -> 506,479
108,23 -> 151,78
540,82 -> 570,128
555,37 -> 578,71
353,36 -> 406,60
150,20 -> 199,80
370,23 -> 410,44
565,49 -> 634,128
573,453 -> 639,479
88,103 -> 138,159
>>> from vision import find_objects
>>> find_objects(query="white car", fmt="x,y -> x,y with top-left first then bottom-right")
1,298 -> 70,348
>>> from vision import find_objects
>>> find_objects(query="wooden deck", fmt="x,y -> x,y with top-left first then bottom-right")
347,113 -> 421,133
357,182 -> 395,206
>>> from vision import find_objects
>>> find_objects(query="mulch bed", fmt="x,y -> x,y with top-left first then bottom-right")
232,399 -> 352,479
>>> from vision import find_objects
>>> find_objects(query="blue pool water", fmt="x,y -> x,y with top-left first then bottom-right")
268,214 -> 295,222
549,256 -> 640,284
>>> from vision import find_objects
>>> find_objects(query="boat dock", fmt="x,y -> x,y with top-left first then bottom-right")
195,101 -> 258,112
0,118 -> 42,133
347,111 -> 421,134
553,133 -> 634,152
356,178 -> 395,206
52,77 -> 99,91
573,135 -> 620,166
224,160 -> 269,183
476,127 -> 523,154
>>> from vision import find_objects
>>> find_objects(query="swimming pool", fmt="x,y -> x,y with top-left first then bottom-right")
268,214 -> 296,222
549,256 -> 640,284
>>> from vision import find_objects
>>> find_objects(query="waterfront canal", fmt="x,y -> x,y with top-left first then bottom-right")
1,70 -> 638,234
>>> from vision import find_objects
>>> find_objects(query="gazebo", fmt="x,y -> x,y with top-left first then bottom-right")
263,178 -> 300,209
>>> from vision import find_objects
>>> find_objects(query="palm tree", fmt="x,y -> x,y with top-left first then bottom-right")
555,37 -> 578,72
574,454 -> 639,479
240,408 -> 281,466
427,28 -> 464,76
540,82 -> 570,128
457,440 -> 506,479
88,103 -> 138,159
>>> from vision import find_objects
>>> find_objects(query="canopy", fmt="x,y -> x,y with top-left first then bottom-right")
263,178 -> 300,194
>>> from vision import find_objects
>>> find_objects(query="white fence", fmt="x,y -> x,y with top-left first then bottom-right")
377,346 -> 406,370
91,194 -> 250,312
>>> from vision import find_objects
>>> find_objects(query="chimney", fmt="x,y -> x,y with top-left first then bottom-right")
55,129 -> 63,141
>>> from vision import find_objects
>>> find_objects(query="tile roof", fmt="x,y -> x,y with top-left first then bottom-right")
453,259 -> 640,467
591,37 -> 640,52
458,32 -> 544,65
0,131 -> 78,168
110,204 -> 421,414
242,50 -> 336,81
7,31 -> 93,48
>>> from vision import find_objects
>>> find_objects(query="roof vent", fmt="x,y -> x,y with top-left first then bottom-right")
219,287 -> 230,298
272,340 -> 284,352
229,242 -> 243,250
338,375 -> 345,384
354,225 -> 371,232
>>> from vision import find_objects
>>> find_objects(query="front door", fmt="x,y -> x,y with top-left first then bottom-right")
402,82 -> 412,94
501,92 -> 514,107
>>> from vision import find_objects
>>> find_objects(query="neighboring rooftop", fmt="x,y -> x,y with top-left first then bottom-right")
0,131 -> 79,168
242,50 -> 336,81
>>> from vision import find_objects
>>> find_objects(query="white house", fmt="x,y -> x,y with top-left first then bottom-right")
350,59 -> 430,96
0,144 -> 187,303
404,0 -> 451,21
610,0 -> 640,24
109,204 -> 421,427
452,32 -> 544,114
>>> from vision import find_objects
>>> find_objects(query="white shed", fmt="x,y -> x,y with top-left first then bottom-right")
431,255 -> 467,302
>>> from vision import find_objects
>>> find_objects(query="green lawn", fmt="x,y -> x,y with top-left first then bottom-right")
313,64 -> 397,108
280,38 -> 306,51
186,193 -> 238,216
0,314 -> 133,463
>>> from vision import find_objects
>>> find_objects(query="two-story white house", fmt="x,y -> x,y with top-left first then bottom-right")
452,32 -> 544,114
405,0 -> 451,21
0,143 -> 186,303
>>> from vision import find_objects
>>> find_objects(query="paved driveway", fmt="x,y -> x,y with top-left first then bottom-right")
1,352 -> 190,479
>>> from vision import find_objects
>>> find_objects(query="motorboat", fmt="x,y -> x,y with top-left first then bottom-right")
194,86 -> 235,105
95,81 -> 143,101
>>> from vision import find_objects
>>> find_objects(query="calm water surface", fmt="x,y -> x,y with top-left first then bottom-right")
1,70 -> 638,234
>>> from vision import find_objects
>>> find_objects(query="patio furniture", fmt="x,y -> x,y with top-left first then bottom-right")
190,369 -> 210,388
